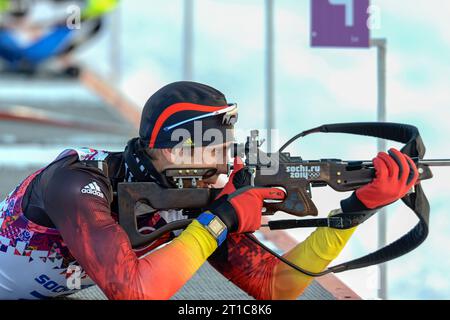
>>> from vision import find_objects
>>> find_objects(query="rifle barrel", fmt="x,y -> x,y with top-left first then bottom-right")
418,159 -> 450,167
359,159 -> 450,167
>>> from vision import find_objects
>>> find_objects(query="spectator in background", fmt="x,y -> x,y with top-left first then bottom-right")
0,0 -> 118,75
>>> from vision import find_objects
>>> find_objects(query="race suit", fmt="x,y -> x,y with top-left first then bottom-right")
0,147 -> 356,300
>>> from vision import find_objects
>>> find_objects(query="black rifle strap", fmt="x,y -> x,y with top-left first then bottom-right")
268,211 -> 376,230
258,122 -> 430,276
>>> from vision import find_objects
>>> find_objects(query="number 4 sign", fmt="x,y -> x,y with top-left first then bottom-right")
311,0 -> 370,48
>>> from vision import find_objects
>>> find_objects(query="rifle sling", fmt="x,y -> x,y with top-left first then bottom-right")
253,122 -> 430,276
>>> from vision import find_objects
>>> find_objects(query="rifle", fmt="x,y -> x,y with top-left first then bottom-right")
117,122 -> 450,276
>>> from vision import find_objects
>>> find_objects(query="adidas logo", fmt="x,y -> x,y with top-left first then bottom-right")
81,182 -> 104,199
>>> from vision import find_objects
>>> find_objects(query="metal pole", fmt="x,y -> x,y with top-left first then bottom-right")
110,3 -> 121,86
371,38 -> 387,300
265,0 -> 275,151
183,0 -> 194,80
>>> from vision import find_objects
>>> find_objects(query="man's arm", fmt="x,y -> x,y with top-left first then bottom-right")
209,216 -> 356,300
207,157 -> 356,299
270,219 -> 356,299
210,149 -> 419,300
44,166 -> 217,300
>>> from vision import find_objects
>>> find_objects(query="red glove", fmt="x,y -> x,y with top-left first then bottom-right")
216,157 -> 247,197
207,157 -> 285,233
341,148 -> 419,212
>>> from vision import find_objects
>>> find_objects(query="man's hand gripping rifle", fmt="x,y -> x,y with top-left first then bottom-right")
117,122 -> 449,276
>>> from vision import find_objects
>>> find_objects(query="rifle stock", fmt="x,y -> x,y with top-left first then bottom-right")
117,182 -> 216,248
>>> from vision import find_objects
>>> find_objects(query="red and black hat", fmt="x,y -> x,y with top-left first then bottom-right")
139,81 -> 237,149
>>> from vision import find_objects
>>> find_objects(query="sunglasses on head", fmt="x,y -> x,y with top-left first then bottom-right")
163,103 -> 238,132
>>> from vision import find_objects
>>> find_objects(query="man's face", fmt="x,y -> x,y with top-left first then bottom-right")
197,143 -> 231,186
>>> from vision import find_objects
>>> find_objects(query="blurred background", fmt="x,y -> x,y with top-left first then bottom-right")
0,0 -> 449,300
